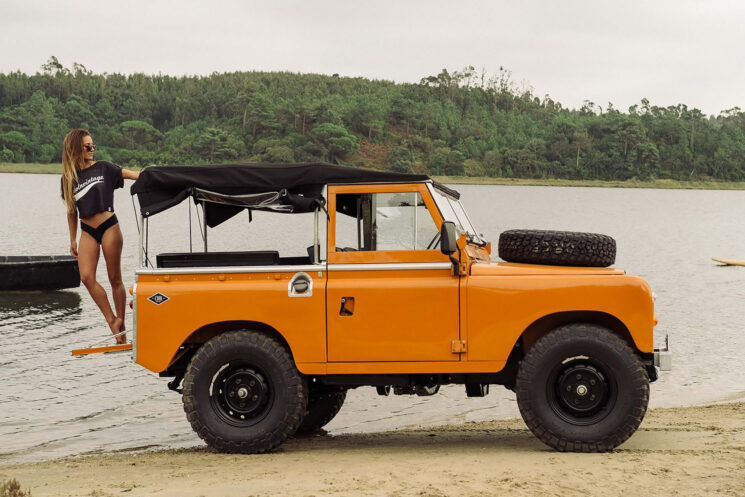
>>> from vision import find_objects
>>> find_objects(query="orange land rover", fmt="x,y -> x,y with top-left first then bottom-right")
101,163 -> 670,453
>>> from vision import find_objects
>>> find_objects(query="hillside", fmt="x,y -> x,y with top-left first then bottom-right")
1,57 -> 744,181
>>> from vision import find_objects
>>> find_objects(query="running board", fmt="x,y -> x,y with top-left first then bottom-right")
72,343 -> 132,356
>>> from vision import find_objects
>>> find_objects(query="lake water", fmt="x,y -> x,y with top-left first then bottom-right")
1,173 -> 744,463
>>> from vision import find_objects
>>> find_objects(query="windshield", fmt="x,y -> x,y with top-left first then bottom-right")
427,184 -> 485,245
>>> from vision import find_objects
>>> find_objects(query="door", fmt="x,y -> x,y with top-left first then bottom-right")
326,184 -> 460,362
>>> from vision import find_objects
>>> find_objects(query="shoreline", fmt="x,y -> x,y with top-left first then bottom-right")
4,163 -> 745,190
431,175 -> 745,190
1,401 -> 743,496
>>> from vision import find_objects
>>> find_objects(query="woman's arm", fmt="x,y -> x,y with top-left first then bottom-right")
122,168 -> 140,181
67,209 -> 78,258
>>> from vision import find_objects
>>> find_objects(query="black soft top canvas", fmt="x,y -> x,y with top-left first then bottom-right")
130,162 -> 431,226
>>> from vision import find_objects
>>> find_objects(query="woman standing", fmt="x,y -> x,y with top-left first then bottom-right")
60,128 -> 140,344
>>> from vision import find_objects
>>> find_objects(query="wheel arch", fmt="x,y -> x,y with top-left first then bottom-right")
163,320 -> 295,375
519,311 -> 636,354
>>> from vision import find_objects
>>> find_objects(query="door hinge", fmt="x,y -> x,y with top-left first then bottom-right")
451,340 -> 467,353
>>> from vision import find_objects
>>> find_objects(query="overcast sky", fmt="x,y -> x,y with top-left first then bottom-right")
1,0 -> 743,116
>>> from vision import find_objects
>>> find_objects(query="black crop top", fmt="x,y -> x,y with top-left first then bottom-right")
72,161 -> 124,218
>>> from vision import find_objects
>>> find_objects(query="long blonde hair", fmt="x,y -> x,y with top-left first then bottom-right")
60,128 -> 90,213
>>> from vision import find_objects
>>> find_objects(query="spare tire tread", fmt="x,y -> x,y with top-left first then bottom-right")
498,229 -> 616,267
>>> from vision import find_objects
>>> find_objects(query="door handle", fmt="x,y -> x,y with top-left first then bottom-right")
340,297 -> 355,316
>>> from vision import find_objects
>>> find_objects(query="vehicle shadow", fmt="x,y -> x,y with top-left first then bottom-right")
285,426 -> 548,453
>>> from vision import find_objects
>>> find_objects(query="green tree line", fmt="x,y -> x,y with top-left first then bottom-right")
1,57 -> 744,181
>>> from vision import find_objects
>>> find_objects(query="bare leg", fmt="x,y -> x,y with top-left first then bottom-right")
102,224 -> 127,343
78,232 -> 123,343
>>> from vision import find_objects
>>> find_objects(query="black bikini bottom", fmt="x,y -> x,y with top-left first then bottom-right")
80,214 -> 118,244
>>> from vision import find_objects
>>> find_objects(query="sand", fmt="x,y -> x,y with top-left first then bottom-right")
1,402 -> 744,497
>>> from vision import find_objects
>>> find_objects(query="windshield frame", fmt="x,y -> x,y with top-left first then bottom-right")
426,183 -> 484,244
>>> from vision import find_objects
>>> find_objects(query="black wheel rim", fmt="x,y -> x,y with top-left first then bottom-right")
547,357 -> 617,426
209,362 -> 273,427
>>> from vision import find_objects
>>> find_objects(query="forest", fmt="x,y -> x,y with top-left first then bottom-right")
1,56 -> 744,181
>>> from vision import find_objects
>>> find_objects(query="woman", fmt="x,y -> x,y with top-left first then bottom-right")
61,129 -> 140,344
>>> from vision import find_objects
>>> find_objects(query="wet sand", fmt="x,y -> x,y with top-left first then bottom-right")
2,402 -> 743,497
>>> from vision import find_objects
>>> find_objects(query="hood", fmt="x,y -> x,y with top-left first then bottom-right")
471,261 -> 625,276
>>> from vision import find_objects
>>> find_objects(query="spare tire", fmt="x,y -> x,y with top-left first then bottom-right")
498,230 -> 616,267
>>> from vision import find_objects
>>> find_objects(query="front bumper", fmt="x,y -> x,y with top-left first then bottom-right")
653,335 -> 672,371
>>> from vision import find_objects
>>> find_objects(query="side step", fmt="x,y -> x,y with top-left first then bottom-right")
72,343 -> 132,356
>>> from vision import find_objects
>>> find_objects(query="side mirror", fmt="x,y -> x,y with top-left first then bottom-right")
440,221 -> 457,255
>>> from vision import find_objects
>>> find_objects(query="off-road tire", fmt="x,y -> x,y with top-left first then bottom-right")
297,388 -> 346,433
182,330 -> 307,453
515,324 -> 649,452
498,230 -> 616,267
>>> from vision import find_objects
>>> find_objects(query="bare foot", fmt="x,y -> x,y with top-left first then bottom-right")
118,317 -> 127,344
108,316 -> 126,344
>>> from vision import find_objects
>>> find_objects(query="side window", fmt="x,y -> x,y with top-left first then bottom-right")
335,193 -> 373,251
335,192 -> 439,251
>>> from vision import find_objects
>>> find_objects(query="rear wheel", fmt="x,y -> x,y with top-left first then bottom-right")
515,324 -> 649,452
182,330 -> 307,453
297,388 -> 346,433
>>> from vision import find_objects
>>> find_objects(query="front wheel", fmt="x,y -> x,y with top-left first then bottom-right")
182,330 -> 307,453
515,324 -> 649,452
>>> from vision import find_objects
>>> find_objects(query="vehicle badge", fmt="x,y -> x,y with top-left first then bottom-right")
148,292 -> 169,305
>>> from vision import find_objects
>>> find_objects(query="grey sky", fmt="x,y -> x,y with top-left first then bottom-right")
1,0 -> 743,115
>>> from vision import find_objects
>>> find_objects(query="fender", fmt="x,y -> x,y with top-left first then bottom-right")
465,268 -> 654,362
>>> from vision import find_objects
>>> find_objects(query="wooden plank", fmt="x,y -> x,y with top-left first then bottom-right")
712,257 -> 745,266
72,343 -> 132,356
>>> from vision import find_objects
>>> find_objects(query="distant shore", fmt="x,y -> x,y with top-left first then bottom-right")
4,163 -> 745,190
431,175 -> 745,190
1,402 -> 743,497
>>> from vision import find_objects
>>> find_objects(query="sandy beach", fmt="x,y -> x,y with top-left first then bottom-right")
1,402 -> 743,497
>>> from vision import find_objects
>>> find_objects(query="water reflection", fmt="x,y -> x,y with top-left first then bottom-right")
0,290 -> 81,314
